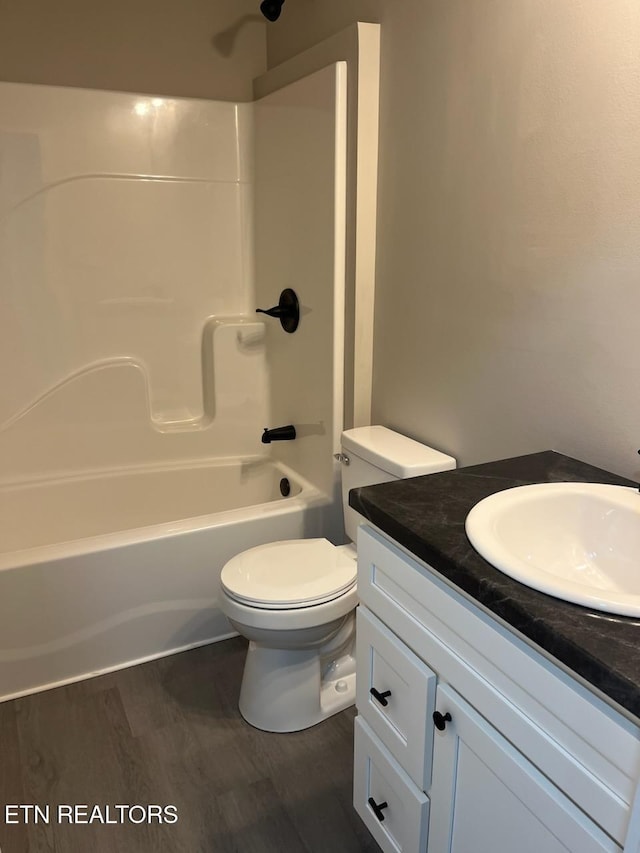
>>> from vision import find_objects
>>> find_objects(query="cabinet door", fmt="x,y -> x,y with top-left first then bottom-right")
428,685 -> 620,853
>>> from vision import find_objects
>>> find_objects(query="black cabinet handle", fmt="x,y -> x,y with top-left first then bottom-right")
369,687 -> 392,707
433,710 -> 452,731
367,797 -> 388,822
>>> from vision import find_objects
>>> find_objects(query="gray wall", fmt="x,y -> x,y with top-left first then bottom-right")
268,1 -> 640,479
0,0 -> 266,100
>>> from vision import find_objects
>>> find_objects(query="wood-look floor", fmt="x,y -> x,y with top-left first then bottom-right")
0,637 -> 381,853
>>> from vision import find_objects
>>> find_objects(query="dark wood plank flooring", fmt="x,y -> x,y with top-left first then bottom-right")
0,638 -> 380,852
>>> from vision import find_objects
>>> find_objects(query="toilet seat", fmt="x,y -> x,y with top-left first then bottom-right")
221,538 -> 357,610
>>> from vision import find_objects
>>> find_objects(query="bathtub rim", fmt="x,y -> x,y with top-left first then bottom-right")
0,457 -> 330,572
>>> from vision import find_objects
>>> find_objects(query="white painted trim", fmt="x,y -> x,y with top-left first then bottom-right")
332,60 -> 348,453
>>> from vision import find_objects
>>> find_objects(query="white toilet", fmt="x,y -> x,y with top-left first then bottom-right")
220,425 -> 456,732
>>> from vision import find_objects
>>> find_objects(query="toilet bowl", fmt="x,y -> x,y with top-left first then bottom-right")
220,426 -> 456,733
221,539 -> 358,732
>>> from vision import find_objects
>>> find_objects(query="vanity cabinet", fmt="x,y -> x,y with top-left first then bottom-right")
354,525 -> 640,853
429,684 -> 616,853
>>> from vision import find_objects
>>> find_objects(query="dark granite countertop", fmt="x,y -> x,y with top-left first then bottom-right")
350,450 -> 640,720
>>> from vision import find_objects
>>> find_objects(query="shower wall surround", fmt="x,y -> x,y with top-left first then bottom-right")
0,82 -> 267,483
254,63 -> 347,498
0,66 -> 352,698
0,66 -> 350,496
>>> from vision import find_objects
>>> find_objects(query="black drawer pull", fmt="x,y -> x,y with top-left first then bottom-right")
367,797 -> 388,822
433,710 -> 452,731
370,687 -> 392,707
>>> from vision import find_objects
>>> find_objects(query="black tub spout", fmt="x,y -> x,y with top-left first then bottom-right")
262,425 -> 296,444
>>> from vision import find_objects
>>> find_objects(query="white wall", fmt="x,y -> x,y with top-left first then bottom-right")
0,83 -> 268,483
0,0 -> 266,102
253,64 -> 347,497
268,1 -> 640,480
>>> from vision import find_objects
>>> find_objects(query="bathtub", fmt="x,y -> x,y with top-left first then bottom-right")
0,458 -> 337,702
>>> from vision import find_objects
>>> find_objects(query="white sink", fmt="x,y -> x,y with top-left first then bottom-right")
465,482 -> 640,616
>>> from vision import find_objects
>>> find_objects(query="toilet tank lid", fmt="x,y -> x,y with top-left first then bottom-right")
341,426 -> 456,478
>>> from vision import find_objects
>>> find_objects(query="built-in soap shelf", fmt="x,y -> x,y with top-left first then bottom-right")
173,314 -> 268,434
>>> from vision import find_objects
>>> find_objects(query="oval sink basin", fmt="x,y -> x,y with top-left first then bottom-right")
465,482 -> 640,616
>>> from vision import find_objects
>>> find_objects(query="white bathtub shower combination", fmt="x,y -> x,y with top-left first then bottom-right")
0,460 -> 334,702
0,63 -> 348,700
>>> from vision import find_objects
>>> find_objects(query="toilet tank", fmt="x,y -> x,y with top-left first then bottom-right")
340,426 -> 456,543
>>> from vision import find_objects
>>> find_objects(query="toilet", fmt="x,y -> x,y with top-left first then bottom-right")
220,426 -> 456,732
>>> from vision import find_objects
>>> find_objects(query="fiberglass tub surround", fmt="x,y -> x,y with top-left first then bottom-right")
0,62 -> 348,700
0,65 -> 346,487
0,84 -> 260,478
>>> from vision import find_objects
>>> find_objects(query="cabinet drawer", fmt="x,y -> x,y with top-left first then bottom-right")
354,716 -> 430,853
358,524 -> 639,845
356,605 -> 436,790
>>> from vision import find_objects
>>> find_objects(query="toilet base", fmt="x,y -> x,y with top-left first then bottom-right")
238,639 -> 356,733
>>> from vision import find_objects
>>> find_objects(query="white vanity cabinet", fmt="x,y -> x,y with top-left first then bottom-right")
428,684 -> 617,853
354,525 -> 640,853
